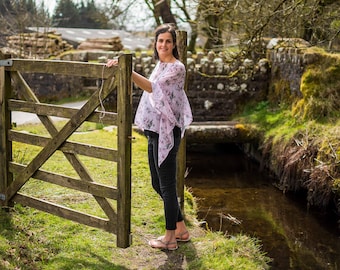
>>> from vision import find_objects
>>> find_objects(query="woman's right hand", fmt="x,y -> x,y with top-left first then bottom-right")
106,59 -> 118,68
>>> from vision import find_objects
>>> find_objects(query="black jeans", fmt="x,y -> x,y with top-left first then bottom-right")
144,127 -> 183,230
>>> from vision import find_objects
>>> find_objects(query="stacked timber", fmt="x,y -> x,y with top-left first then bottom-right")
5,31 -> 73,59
77,37 -> 123,51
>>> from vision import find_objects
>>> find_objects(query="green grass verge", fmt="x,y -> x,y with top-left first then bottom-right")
237,99 -> 340,196
0,122 -> 271,269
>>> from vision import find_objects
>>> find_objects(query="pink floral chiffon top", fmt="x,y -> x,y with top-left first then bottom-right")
134,59 -> 193,166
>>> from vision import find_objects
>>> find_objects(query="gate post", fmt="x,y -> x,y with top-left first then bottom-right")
116,54 -> 133,248
0,58 -> 13,207
176,31 -> 188,214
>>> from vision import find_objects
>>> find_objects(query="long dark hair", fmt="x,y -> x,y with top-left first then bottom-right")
153,23 -> 179,60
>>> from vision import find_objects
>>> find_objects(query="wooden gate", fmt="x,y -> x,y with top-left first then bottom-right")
0,55 -> 132,248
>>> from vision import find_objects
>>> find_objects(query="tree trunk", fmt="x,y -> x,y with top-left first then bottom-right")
155,0 -> 177,25
203,14 -> 223,51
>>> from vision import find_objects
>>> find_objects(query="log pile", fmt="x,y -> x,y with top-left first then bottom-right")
77,37 -> 123,51
5,31 -> 73,59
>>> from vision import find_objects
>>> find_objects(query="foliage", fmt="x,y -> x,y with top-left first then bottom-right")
140,0 -> 340,61
187,232 -> 271,270
230,0 -> 337,54
2,0 -> 339,58
238,97 -> 340,208
0,0 -> 51,46
240,101 -> 303,141
292,49 -> 340,121
154,0 -> 340,55
0,0 -> 112,38
52,0 -> 110,28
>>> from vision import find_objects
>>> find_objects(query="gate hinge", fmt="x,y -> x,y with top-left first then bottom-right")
0,193 -> 6,201
0,59 -> 13,67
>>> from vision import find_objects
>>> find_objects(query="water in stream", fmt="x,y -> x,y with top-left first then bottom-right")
185,143 -> 340,270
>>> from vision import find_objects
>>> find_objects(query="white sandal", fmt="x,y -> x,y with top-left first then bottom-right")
175,231 -> 191,242
148,238 -> 178,251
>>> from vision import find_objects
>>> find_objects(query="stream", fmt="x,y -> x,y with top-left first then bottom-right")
185,143 -> 340,270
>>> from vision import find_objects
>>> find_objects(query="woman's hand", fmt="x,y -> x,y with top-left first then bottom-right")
106,58 -> 152,92
106,59 -> 118,68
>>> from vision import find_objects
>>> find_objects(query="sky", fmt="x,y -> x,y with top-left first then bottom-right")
36,0 -> 57,15
35,0 -> 154,31
37,0 -> 101,15
35,0 -> 193,32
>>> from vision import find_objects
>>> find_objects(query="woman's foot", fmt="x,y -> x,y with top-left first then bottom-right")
148,237 -> 178,251
175,230 -> 190,242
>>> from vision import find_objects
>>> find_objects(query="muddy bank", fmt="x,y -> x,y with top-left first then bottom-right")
238,47 -> 340,230
241,134 -> 340,229
185,143 -> 340,269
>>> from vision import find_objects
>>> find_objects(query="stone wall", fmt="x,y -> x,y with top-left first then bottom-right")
19,49 -> 271,122
17,38 -> 318,122
7,37 -> 328,123
186,68 -> 269,121
266,38 -> 312,102
17,39 -> 314,122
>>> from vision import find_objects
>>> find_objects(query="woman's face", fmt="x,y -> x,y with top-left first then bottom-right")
156,32 -> 175,61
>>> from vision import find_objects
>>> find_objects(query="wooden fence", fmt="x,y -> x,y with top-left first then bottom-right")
0,31 -> 189,249
0,54 -> 132,248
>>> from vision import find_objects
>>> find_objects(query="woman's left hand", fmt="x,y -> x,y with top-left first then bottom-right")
106,59 -> 118,68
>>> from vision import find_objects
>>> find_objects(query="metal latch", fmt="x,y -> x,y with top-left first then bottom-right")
0,59 -> 13,67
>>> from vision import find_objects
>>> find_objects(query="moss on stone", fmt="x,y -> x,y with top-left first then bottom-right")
292,50 -> 340,121
333,179 -> 340,196
235,123 -> 259,141
268,79 -> 294,105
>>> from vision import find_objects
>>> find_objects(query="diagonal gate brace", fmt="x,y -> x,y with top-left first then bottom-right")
4,72 -> 117,203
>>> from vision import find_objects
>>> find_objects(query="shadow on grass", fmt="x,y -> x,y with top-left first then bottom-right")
0,207 -> 129,270
47,251 -> 130,270
157,241 -> 201,270
0,206 -> 203,269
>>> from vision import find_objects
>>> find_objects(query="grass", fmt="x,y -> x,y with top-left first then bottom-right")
234,49 -> 340,211
240,101 -> 304,141
237,90 -> 340,200
0,121 -> 271,270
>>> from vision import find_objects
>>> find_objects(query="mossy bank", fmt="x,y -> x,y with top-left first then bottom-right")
237,47 -> 340,226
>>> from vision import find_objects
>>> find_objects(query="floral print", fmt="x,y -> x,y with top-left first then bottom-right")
134,60 -> 193,166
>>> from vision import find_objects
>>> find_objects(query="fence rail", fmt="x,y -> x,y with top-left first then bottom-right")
0,31 -> 190,249
0,55 -> 132,248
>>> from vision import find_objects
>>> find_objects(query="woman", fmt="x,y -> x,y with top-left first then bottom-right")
107,24 -> 192,251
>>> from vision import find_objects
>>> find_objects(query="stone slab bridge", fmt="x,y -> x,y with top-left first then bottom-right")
132,121 -> 256,145
184,121 -> 257,144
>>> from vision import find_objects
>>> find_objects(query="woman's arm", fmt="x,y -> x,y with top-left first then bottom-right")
106,59 -> 152,93
132,71 -> 152,93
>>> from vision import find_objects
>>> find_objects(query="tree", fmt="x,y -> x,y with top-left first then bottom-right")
154,0 -> 176,25
172,0 -> 199,52
196,0 -> 224,51
143,0 -> 164,26
78,0 -> 109,29
52,0 -> 110,28
142,0 -> 200,51
52,0 -> 80,27
0,0 -> 50,46
193,0 -> 340,55
300,0 -> 340,48
103,0 -> 127,30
